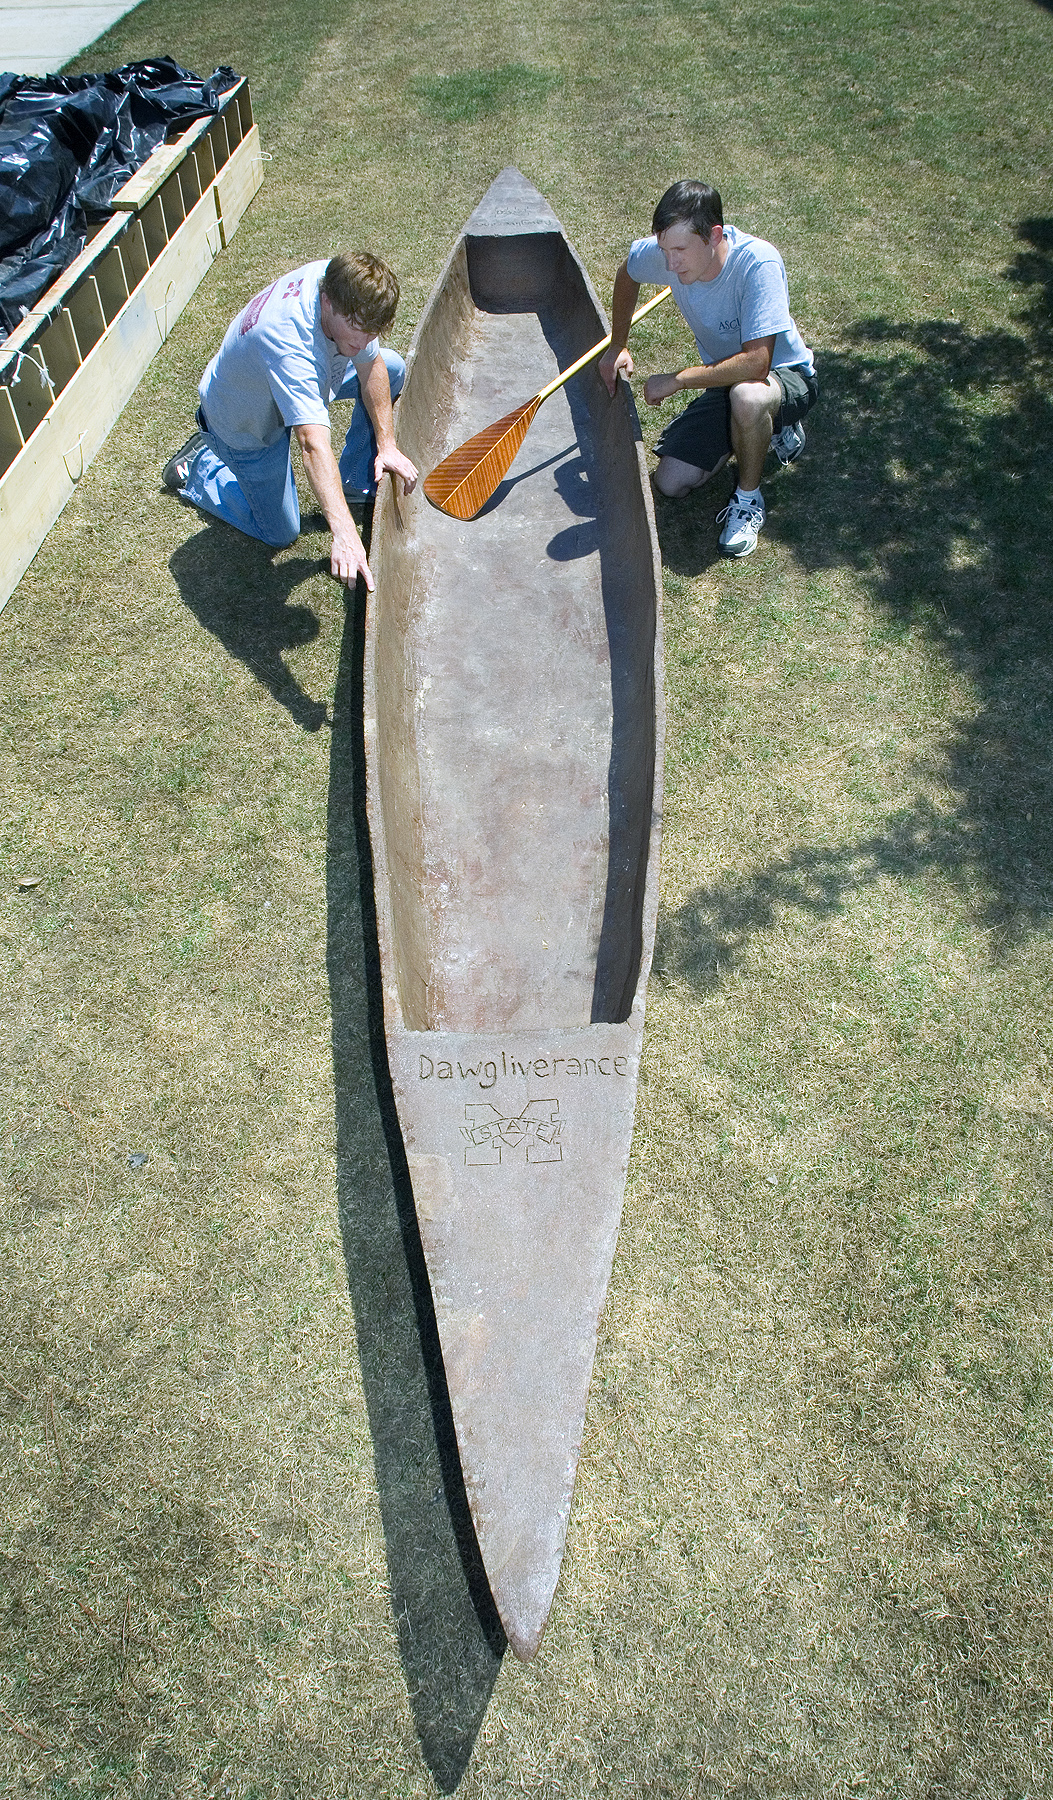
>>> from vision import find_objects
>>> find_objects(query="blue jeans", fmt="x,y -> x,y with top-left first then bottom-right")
182,349 -> 406,547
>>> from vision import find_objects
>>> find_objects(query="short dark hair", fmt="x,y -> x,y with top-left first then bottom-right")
652,180 -> 724,241
321,251 -> 399,334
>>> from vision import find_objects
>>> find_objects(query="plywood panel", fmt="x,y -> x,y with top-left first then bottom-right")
119,219 -> 150,293
67,278 -> 106,358
206,114 -> 231,174
37,309 -> 81,393
140,193 -> 168,264
158,172 -> 186,241
94,244 -> 130,323
0,388 -> 23,479
215,125 -> 264,247
0,108 -> 263,609
7,350 -> 54,440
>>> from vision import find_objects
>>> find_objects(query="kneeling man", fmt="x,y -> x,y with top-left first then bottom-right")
164,252 -> 418,589
599,181 -> 817,558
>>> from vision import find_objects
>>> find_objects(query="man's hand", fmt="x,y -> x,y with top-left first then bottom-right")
643,371 -> 681,407
599,345 -> 633,397
330,520 -> 374,590
296,421 -> 374,589
372,442 -> 419,496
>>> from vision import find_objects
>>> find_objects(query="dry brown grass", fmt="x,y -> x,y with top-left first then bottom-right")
3,0 -> 1053,1793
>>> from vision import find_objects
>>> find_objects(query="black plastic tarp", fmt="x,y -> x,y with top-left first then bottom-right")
0,58 -> 239,341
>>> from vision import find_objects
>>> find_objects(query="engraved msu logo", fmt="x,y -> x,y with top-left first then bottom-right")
461,1099 -> 563,1166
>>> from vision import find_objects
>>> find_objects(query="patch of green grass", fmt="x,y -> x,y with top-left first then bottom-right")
411,62 -> 560,123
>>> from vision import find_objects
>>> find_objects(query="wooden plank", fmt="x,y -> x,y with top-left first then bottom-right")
139,192 -> 169,264
110,105 -> 225,211
192,131 -> 217,190
118,219 -> 150,293
94,243 -> 129,324
6,349 -> 55,441
214,124 -> 264,248
37,309 -> 81,394
0,388 -> 23,479
205,114 -> 231,175
178,151 -> 202,212
222,86 -> 245,149
0,84 -> 262,611
158,171 -> 186,241
0,177 -> 222,605
2,218 -> 128,355
110,141 -> 185,212
232,77 -> 253,135
67,278 -> 107,360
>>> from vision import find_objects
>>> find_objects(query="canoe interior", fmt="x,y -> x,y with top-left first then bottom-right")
372,227 -> 658,1034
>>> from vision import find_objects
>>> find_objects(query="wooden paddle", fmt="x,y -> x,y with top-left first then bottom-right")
423,286 -> 672,520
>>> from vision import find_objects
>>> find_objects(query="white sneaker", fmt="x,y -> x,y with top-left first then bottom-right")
771,421 -> 805,464
716,493 -> 765,557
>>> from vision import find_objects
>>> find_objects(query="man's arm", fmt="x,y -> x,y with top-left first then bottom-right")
295,422 -> 375,589
356,353 -> 418,494
642,336 -> 776,407
598,261 -> 642,396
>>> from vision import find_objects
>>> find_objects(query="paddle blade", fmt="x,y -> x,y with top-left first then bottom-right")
423,396 -> 541,520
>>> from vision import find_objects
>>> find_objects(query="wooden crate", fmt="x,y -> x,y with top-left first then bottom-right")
0,78 -> 264,611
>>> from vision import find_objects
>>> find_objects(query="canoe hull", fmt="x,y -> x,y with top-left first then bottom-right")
365,170 -> 664,1659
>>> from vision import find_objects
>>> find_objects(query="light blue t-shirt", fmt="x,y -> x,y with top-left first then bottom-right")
198,261 -> 380,450
626,225 -> 814,376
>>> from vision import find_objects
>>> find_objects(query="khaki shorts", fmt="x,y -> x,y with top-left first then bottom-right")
654,362 -> 819,473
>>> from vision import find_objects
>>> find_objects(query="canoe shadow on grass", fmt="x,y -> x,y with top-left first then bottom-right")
325,566 -> 505,1792
168,517 -> 333,733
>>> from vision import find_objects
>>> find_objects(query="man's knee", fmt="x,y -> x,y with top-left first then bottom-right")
729,378 -> 780,430
654,454 -> 707,497
259,520 -> 300,549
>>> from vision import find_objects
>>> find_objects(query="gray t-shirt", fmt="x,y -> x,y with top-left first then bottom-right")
198,261 -> 380,451
626,225 -> 814,375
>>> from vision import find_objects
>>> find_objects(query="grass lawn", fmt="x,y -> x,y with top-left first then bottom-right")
2,0 -> 1053,1794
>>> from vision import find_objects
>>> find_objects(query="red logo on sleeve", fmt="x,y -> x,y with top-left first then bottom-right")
238,281 -> 278,336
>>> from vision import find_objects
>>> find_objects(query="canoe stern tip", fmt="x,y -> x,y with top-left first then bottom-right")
464,167 -> 562,239
491,1575 -> 557,1663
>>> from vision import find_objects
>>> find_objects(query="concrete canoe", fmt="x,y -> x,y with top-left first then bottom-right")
364,168 -> 665,1660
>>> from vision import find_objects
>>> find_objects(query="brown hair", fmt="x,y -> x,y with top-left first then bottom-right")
321,251 -> 399,334
651,180 -> 724,241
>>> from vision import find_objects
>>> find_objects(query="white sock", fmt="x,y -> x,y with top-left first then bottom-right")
736,486 -> 763,506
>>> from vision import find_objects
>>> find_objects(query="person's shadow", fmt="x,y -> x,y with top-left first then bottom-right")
168,517 -> 333,732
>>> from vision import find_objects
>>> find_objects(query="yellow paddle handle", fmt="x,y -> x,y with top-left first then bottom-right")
536,286 -> 672,402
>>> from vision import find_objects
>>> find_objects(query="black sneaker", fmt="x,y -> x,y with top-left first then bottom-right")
162,431 -> 207,491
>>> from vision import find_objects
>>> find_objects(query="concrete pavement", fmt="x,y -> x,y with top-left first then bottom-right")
1,0 -> 141,77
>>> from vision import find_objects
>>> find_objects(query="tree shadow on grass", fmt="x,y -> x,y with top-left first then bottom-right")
656,803 -> 973,991
168,517 -> 333,732
658,218 -> 1053,980
325,567 -> 504,1792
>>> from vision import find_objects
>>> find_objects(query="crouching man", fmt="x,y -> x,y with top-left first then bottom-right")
599,180 -> 817,558
163,251 -> 418,589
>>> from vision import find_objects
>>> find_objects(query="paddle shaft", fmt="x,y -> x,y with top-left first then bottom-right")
535,286 -> 672,402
